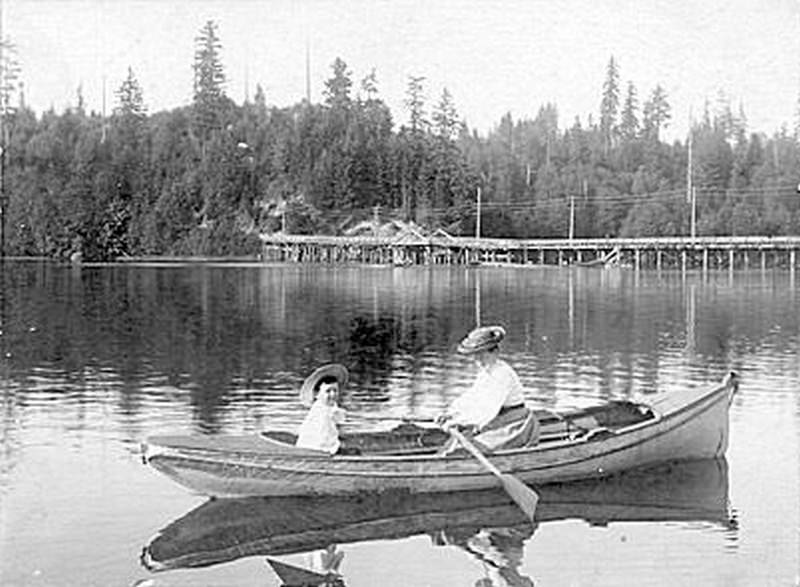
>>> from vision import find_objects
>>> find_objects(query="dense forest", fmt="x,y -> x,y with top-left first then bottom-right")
0,21 -> 798,261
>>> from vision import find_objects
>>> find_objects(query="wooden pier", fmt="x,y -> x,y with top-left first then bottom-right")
260,234 -> 800,271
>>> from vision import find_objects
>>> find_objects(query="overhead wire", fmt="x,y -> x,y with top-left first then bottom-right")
310,183 -> 798,221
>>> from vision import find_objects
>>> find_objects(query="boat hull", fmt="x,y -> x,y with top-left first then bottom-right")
144,374 -> 736,498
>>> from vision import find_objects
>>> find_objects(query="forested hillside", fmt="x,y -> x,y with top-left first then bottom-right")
1,21 -> 798,261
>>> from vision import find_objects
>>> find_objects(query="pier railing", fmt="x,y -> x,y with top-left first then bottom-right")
260,234 -> 800,270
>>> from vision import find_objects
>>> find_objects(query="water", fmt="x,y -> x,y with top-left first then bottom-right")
0,261 -> 798,586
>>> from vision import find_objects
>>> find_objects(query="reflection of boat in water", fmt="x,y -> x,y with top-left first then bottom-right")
141,458 -> 734,573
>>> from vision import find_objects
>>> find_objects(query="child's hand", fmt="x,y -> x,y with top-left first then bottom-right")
436,413 -> 452,428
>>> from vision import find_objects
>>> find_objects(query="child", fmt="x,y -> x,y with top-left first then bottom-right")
296,375 -> 346,454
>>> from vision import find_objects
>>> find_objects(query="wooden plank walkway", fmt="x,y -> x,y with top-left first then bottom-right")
259,234 -> 800,271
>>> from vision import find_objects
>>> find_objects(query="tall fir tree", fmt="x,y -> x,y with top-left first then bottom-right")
114,67 -> 146,120
599,56 -> 620,152
323,57 -> 353,110
192,20 -> 226,142
619,81 -> 639,141
642,85 -> 670,142
400,75 -> 429,219
795,91 -> 800,143
405,75 -> 427,135
0,38 -> 21,118
360,69 -> 379,104
432,87 -> 459,142
431,87 -> 466,214
0,37 -> 21,257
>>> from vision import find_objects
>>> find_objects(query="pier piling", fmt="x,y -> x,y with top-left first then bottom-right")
259,235 -> 800,271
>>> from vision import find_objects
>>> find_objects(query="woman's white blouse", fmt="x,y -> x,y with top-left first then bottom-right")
447,359 -> 524,429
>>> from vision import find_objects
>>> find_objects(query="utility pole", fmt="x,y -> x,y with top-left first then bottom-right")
476,172 -> 489,240
568,191 -> 575,240
475,186 -> 481,239
0,13 -> 6,260
305,40 -> 311,104
0,139 -> 5,260
687,117 -> 694,239
244,60 -> 250,104
101,74 -> 107,143
0,58 -> 5,258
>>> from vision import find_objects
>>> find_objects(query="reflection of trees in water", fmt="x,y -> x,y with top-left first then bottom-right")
525,270 -> 754,401
345,314 -> 430,373
4,262 -> 799,432
339,312 -> 447,403
347,315 -> 401,374
1,264 -> 462,430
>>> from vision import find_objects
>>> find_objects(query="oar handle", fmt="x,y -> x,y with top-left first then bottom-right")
356,414 -> 435,424
447,427 -> 503,476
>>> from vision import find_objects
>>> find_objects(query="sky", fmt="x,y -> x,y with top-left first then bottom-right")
3,0 -> 799,141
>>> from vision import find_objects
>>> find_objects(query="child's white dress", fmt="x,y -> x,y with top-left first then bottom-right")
296,397 -> 346,454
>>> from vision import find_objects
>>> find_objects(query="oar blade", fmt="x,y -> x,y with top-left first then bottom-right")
500,473 -> 539,521
446,426 -> 539,521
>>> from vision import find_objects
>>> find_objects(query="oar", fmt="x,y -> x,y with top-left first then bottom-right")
355,414 -> 435,423
348,413 -> 538,519
447,427 -> 539,521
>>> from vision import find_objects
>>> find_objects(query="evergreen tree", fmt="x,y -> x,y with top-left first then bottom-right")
0,38 -> 21,118
360,69 -> 379,103
193,20 -> 226,141
400,76 -> 429,219
0,37 -> 21,254
599,56 -> 620,151
405,75 -> 427,135
713,90 -> 735,140
114,67 -> 147,125
105,67 -> 149,257
794,88 -> 800,142
642,85 -> 670,142
619,81 -> 639,141
430,88 -> 468,218
323,57 -> 353,110
432,88 -> 460,141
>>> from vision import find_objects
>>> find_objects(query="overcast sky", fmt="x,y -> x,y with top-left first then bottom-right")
4,0 -> 799,141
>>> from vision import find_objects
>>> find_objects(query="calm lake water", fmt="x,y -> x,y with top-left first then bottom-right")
0,260 -> 798,587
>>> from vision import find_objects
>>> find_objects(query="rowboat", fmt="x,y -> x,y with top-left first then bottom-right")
141,458 -> 734,572
142,372 -> 737,498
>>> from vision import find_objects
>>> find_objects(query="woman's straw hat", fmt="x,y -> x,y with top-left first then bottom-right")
299,363 -> 349,406
457,325 -> 506,354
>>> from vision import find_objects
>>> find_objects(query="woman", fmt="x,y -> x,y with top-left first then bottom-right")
438,325 -> 538,452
